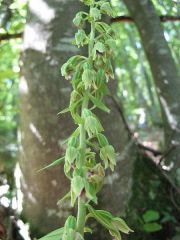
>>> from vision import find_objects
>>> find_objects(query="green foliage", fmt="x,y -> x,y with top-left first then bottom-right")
87,204 -> 133,239
0,0 -> 27,206
40,0 -> 132,239
142,210 -> 162,233
111,0 -> 180,130
142,210 -> 160,223
125,154 -> 180,240
0,0 -> 26,33
143,222 -> 162,233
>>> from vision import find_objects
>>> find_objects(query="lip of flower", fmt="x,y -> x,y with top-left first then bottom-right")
71,162 -> 76,170
87,170 -> 94,177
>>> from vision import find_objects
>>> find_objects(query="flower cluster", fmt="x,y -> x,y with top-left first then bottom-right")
39,1 -> 133,240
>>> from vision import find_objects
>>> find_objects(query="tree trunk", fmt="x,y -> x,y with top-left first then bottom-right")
19,0 -> 135,236
122,0 -> 180,172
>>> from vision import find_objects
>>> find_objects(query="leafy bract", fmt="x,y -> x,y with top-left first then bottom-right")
38,227 -> 64,240
87,205 -> 133,239
37,156 -> 65,172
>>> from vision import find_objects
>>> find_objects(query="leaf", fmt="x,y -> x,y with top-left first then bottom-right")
62,127 -> 80,146
37,157 -> 65,172
71,176 -> 84,196
143,210 -> 160,223
57,107 -> 70,115
109,229 -> 122,240
57,191 -> 71,206
87,204 -> 114,231
87,205 -> 133,238
62,228 -> 76,240
84,227 -> 93,234
96,210 -> 113,220
97,133 -> 109,147
82,108 -> 92,117
68,135 -> 78,147
58,99 -> 82,116
64,216 -> 76,230
112,217 -> 134,234
143,223 -> 162,233
71,112 -> 84,125
65,146 -> 78,164
84,181 -> 97,203
38,227 -> 64,240
95,22 -> 111,34
71,187 -> 77,206
88,94 -> 110,113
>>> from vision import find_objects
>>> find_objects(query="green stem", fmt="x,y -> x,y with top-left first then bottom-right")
76,197 -> 86,235
89,21 -> 95,57
76,96 -> 88,236
76,10 -> 96,236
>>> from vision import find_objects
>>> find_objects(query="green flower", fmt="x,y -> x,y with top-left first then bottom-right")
82,68 -> 96,90
73,11 -> 86,27
75,29 -> 88,47
85,115 -> 103,137
100,145 -> 116,171
90,7 -> 101,20
65,146 -> 78,164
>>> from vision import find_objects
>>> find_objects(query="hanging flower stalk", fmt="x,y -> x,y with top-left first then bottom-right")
39,0 -> 133,239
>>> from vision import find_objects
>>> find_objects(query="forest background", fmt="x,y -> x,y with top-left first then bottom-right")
0,0 -> 179,240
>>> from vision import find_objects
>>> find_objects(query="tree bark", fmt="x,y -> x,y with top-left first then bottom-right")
122,0 -> 180,172
19,0 -> 135,236
19,0 -> 83,235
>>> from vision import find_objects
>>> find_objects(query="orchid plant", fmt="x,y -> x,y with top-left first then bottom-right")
39,1 -> 133,239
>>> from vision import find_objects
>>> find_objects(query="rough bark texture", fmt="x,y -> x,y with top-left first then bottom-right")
19,0 -> 135,236
123,0 -> 180,171
19,0 -> 83,235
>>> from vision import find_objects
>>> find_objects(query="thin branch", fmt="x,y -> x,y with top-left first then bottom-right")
0,15 -> 179,42
112,95 -> 180,197
111,95 -> 162,156
170,187 -> 180,213
111,95 -> 133,139
159,145 -> 175,164
111,15 -> 180,23
0,32 -> 22,42
145,152 -> 180,196
147,151 -> 180,196
137,143 -> 162,156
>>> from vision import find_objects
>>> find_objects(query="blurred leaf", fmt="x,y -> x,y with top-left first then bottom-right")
142,210 -> 160,223
143,223 -> 162,232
